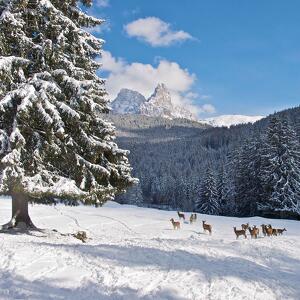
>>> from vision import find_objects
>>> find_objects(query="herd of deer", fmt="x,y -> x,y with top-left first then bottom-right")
170,212 -> 287,239
234,223 -> 287,239
170,212 -> 212,235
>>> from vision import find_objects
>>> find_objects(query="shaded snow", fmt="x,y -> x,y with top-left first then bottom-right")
0,198 -> 299,299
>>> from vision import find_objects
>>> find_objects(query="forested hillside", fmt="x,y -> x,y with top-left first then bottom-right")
103,106 -> 300,219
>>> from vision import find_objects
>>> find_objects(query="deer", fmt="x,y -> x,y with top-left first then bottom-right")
170,218 -> 180,230
190,214 -> 195,224
277,228 -> 287,235
202,220 -> 212,235
248,226 -> 259,239
190,213 -> 197,224
241,223 -> 249,231
177,211 -> 185,220
265,224 -> 273,237
233,227 -> 247,239
261,224 -> 267,237
272,228 -> 278,236
253,225 -> 259,235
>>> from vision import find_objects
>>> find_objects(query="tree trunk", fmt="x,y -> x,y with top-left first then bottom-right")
12,193 -> 34,226
1,193 -> 36,230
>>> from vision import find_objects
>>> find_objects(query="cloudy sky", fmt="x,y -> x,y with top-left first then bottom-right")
87,0 -> 300,117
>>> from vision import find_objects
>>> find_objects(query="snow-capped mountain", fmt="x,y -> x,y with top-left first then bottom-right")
203,115 -> 264,127
110,88 -> 146,114
111,84 -> 196,121
110,85 -> 264,126
140,83 -> 174,119
141,83 -> 196,120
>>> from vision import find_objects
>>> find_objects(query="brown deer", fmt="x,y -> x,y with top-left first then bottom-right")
177,211 -> 185,220
190,214 -> 195,224
170,218 -> 180,230
233,227 -> 247,239
272,228 -> 278,236
248,226 -> 259,239
190,213 -> 197,224
261,224 -> 267,237
277,228 -> 287,235
202,220 -> 212,235
253,225 -> 259,235
265,225 -> 273,237
241,223 -> 249,231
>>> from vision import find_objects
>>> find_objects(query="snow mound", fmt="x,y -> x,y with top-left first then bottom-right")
0,198 -> 299,299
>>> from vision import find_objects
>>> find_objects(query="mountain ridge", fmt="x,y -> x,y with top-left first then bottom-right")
110,84 -> 264,127
111,84 -> 197,121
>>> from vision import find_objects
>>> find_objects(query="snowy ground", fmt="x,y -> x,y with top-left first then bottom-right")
0,198 -> 300,300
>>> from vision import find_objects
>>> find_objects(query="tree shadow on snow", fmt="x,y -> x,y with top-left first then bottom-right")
0,227 -> 48,237
30,241 -> 300,299
0,270 -> 185,300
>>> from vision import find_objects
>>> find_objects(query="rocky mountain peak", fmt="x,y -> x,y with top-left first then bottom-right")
111,83 -> 196,121
110,89 -> 146,114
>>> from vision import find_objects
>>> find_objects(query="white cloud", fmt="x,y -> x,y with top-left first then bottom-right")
201,104 -> 216,114
95,0 -> 109,7
124,17 -> 193,47
101,51 -> 126,73
100,51 -> 215,116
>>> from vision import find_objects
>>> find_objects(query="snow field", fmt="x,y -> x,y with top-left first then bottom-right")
0,198 -> 299,300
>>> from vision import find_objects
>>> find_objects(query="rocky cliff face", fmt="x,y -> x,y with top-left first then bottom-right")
110,89 -> 146,114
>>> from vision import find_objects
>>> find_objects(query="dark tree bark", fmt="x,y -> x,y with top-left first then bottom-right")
1,193 -> 36,230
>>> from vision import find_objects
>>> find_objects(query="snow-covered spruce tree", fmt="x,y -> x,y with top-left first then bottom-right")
196,167 -> 220,215
0,0 -> 136,229
115,184 -> 143,206
234,138 -> 263,216
295,113 -> 300,142
220,149 -> 239,216
258,117 -> 300,217
217,160 -> 236,216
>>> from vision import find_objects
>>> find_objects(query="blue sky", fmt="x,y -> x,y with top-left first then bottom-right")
87,0 -> 300,117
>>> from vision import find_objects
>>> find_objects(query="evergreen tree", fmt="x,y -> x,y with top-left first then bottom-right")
222,149 -> 238,215
0,0 -> 136,229
258,117 -> 300,216
217,160 -> 235,216
295,112 -> 300,142
234,138 -> 263,216
196,167 -> 220,215
115,184 -> 143,206
182,179 -> 198,212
